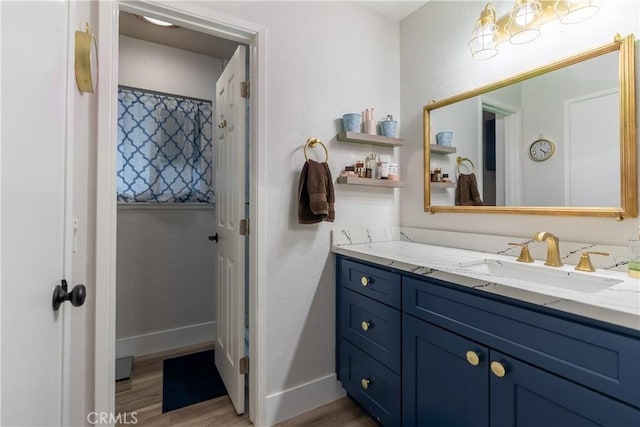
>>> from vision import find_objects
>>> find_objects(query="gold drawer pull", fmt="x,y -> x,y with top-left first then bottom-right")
466,350 -> 480,366
491,361 -> 506,378
361,321 -> 372,331
360,276 -> 369,286
361,378 -> 372,389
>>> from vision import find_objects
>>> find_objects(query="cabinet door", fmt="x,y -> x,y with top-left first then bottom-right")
402,314 -> 489,427
490,350 -> 640,427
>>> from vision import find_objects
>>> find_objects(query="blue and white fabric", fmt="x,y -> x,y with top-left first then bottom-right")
117,88 -> 214,203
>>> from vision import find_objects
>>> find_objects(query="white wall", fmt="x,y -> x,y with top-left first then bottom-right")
116,36 -> 222,355
185,0 -> 401,417
400,0 -> 639,245
119,35 -> 221,101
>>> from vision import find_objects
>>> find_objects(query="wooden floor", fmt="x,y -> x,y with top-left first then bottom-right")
115,343 -> 377,427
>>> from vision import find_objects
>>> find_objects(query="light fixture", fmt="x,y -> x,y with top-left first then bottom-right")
469,0 -> 601,60
554,0 -> 601,24
137,15 -> 177,28
506,0 -> 542,44
468,3 -> 499,60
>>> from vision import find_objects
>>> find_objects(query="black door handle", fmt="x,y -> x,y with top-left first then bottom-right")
52,279 -> 86,311
208,234 -> 219,242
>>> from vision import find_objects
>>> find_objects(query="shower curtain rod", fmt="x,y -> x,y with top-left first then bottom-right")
118,85 -> 212,104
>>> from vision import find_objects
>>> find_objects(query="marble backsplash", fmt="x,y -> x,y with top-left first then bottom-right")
331,226 -> 632,273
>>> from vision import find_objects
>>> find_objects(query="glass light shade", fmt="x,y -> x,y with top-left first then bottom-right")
139,15 -> 176,27
554,0 -> 601,24
507,0 -> 542,44
469,23 -> 499,60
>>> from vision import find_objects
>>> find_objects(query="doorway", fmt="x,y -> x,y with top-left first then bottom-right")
95,2 -> 267,425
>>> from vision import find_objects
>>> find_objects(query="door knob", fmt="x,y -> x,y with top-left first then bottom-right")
361,321 -> 372,331
208,233 -> 219,242
360,276 -> 370,286
52,279 -> 86,311
361,378 -> 372,390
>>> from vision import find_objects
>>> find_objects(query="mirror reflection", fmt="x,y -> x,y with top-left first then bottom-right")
424,34 -> 636,218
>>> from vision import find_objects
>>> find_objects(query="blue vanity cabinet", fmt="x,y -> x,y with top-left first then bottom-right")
336,255 -> 640,426
336,257 -> 402,425
490,350 -> 640,427
402,314 -> 489,427
402,274 -> 640,427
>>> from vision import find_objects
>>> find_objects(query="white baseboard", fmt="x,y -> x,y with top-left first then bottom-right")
265,374 -> 346,426
116,321 -> 216,358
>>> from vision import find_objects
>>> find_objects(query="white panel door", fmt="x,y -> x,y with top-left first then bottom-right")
1,1 -> 75,425
564,89 -> 619,206
215,45 -> 247,415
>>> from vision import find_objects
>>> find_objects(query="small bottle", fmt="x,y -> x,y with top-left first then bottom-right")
442,173 -> 449,183
355,160 -> 365,177
434,168 -> 442,182
388,163 -> 399,181
368,154 -> 377,179
430,169 -> 435,182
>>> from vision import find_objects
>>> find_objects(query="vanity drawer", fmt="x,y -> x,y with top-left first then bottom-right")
338,339 -> 401,426
340,288 -> 401,373
339,258 -> 401,308
403,276 -> 640,408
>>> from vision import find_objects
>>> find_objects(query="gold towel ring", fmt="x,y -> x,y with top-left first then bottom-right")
304,137 -> 329,162
456,156 -> 475,174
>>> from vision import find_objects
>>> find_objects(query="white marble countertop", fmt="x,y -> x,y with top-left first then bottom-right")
332,240 -> 640,331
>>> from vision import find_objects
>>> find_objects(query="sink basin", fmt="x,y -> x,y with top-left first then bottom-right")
458,259 -> 623,293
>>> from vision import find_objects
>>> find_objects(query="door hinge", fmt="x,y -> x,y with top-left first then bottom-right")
241,81 -> 250,99
239,356 -> 249,374
239,219 -> 250,236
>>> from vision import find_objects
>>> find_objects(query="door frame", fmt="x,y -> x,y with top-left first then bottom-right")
95,1 -> 267,425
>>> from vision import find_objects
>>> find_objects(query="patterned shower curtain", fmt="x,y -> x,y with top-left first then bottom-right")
117,87 -> 215,203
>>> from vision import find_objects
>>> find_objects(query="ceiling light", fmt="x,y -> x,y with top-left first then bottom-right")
469,0 -> 600,60
554,0 -> 601,24
137,15 -> 177,28
468,3 -> 499,60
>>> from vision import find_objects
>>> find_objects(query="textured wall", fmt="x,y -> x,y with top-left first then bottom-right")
400,0 -> 640,245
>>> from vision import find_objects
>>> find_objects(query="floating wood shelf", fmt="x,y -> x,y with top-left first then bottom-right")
337,131 -> 404,147
337,176 -> 405,188
430,181 -> 456,189
430,144 -> 457,154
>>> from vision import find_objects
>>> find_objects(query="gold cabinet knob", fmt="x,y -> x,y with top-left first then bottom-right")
465,350 -> 480,366
361,378 -> 372,389
361,321 -> 372,331
360,276 -> 369,287
491,361 -> 506,378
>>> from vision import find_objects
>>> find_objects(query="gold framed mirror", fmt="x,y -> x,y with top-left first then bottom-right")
423,34 -> 636,219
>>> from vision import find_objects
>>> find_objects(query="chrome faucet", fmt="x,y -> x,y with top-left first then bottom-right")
533,231 -> 563,267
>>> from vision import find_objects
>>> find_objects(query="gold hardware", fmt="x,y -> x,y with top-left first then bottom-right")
491,361 -> 506,378
361,378 -> 371,389
360,276 -> 369,287
218,119 -> 227,129
361,321 -> 371,331
241,81 -> 250,99
508,242 -> 534,263
74,23 -> 98,93
456,156 -> 476,174
239,356 -> 249,374
575,251 -> 609,272
304,137 -> 329,162
533,231 -> 563,267
466,351 -> 480,366
239,219 -> 250,236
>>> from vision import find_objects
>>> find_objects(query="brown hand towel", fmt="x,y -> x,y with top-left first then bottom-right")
455,173 -> 484,206
298,159 -> 335,224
